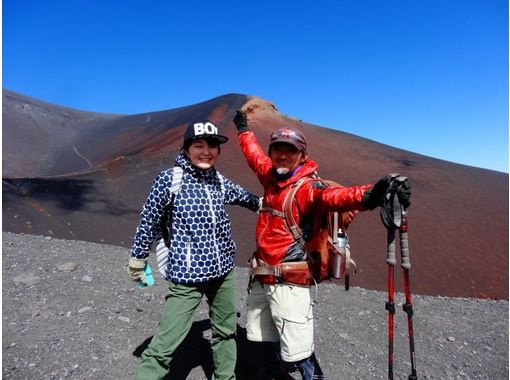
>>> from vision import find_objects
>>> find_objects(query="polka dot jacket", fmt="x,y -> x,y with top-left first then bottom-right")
130,153 -> 260,283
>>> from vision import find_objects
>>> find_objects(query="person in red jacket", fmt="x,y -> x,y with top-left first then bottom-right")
233,110 -> 410,380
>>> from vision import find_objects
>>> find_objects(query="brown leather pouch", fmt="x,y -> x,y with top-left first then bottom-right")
280,261 -> 314,286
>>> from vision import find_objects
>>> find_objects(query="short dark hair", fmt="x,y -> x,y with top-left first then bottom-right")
182,137 -> 222,154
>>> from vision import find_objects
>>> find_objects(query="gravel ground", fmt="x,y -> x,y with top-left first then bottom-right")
2,232 -> 508,380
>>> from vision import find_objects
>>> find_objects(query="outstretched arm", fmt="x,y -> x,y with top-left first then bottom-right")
222,175 -> 261,212
317,174 -> 411,214
315,183 -> 371,214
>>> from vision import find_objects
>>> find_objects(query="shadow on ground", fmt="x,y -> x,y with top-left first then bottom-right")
132,319 -> 273,380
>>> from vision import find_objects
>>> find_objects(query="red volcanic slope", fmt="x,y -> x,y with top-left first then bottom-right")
3,90 -> 508,299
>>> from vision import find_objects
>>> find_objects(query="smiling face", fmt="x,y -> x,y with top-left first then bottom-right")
185,138 -> 220,170
269,142 -> 307,174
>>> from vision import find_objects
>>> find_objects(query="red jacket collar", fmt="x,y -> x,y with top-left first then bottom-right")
273,159 -> 319,188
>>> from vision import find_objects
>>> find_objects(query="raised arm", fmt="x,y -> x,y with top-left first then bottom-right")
234,110 -> 273,184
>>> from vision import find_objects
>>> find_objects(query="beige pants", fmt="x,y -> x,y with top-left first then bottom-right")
246,281 -> 314,362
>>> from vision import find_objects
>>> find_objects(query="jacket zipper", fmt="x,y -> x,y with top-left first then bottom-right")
186,237 -> 191,271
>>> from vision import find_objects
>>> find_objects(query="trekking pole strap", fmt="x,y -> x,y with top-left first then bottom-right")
380,174 -> 408,230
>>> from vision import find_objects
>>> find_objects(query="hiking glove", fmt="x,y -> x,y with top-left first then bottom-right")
362,174 -> 412,210
362,175 -> 394,210
233,110 -> 250,133
127,257 -> 147,284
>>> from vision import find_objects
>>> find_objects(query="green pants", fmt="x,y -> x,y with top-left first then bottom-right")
134,270 -> 237,380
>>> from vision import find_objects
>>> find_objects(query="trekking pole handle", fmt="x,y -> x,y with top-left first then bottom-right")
399,210 -> 411,270
386,228 -> 397,266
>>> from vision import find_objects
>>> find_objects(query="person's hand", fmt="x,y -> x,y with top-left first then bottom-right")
233,110 -> 249,133
127,257 -> 147,284
362,175 -> 394,210
362,174 -> 411,210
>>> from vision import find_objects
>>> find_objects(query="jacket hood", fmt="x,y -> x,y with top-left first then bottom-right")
174,152 -> 218,180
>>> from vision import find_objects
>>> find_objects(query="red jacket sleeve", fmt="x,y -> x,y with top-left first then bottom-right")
238,131 -> 273,188
298,181 -> 371,215
318,184 -> 371,212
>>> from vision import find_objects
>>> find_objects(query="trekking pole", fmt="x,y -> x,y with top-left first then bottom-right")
386,224 -> 397,380
381,174 -> 415,379
399,210 -> 418,380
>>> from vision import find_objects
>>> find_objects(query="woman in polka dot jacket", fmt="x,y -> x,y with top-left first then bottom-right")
127,121 -> 261,380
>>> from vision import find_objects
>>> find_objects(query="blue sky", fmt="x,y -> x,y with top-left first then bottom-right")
3,0 -> 508,172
